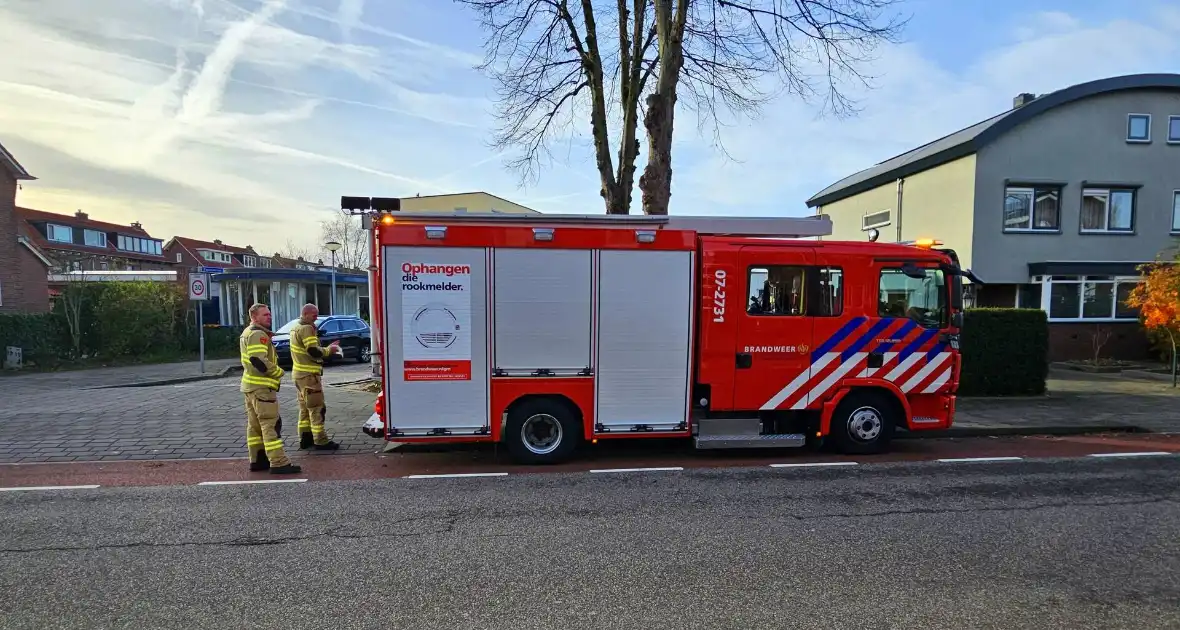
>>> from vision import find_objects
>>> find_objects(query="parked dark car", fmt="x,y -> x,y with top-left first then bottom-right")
272,315 -> 371,368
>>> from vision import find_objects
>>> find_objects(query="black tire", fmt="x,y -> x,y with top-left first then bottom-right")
357,344 -> 371,363
504,398 -> 582,465
828,391 -> 897,455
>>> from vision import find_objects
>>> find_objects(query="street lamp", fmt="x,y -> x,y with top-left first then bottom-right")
324,241 -> 342,315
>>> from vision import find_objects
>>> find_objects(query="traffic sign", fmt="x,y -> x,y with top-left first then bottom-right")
199,266 -> 223,274
189,273 -> 209,301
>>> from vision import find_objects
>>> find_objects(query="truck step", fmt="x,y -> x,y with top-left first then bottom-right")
693,433 -> 807,450
694,417 -> 761,437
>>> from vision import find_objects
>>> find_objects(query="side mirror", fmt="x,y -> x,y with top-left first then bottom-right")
952,312 -> 963,328
901,263 -> 927,279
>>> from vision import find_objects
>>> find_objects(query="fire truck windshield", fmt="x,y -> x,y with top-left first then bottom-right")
878,267 -> 948,329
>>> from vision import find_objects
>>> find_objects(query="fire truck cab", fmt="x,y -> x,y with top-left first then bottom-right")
358,209 -> 974,465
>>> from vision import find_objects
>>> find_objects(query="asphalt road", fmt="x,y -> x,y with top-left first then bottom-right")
2,457 -> 1178,629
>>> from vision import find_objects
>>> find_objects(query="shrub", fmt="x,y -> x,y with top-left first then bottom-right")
959,308 -> 1049,396
0,312 -> 70,368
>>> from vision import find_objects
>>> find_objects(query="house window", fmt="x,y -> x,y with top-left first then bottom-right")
1040,275 -> 1141,321
83,229 -> 107,247
1004,185 -> 1060,231
200,250 -> 232,264
862,210 -> 891,230
176,253 -> 183,263
243,255 -> 256,267
1127,114 -> 1151,142
746,266 -> 806,316
1080,188 -> 1134,232
47,224 -> 73,243
1173,191 -> 1180,234
1170,116 -> 1180,143
878,267 -> 947,329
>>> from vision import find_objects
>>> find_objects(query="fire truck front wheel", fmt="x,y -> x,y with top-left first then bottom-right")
504,398 -> 582,465
829,391 -> 897,455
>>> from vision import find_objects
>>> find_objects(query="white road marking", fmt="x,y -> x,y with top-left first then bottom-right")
770,462 -> 859,468
937,456 -> 1024,463
1087,451 -> 1173,458
404,472 -> 509,479
0,484 -> 101,492
197,479 -> 309,485
589,467 -> 684,474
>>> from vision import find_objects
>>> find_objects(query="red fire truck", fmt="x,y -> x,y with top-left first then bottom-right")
356,207 -> 977,464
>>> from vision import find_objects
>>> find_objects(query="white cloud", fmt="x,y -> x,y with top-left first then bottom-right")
674,6 -> 1180,215
2,0 -> 1178,256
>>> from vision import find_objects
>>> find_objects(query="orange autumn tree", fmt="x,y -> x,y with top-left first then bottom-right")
1125,250 -> 1180,384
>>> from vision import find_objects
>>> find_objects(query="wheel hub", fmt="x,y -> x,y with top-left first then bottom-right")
847,407 -> 882,442
521,413 -> 563,455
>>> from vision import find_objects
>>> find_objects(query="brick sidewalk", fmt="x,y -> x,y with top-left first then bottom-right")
0,363 -> 382,463
0,366 -> 1176,464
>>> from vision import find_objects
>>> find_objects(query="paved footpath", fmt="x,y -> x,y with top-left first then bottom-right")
0,360 -> 379,463
0,363 -> 1176,464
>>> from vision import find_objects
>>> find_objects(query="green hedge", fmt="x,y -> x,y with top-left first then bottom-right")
959,308 -> 1049,396
1,281 -> 238,370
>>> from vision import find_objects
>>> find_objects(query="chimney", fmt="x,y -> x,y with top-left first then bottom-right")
75,209 -> 88,220
213,239 -> 223,246
1013,92 -> 1036,108
130,221 -> 142,229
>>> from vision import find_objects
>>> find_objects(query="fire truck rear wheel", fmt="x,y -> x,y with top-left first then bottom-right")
505,398 -> 582,465
830,391 -> 896,455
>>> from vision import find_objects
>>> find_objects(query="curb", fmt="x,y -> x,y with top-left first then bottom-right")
89,365 -> 243,390
898,425 -> 1147,439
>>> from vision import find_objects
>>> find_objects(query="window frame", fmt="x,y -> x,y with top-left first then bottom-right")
1079,187 -> 1136,234
1172,189 -> 1180,235
83,229 -> 107,248
1167,115 -> 1180,144
1037,275 -> 1142,322
243,255 -> 257,267
877,265 -> 949,329
862,210 -> 891,231
1126,113 -> 1151,143
47,224 -> 73,243
1003,184 -> 1062,233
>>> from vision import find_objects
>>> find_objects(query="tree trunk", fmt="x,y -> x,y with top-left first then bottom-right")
638,0 -> 687,216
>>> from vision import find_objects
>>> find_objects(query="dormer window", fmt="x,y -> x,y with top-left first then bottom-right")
199,250 -> 233,264
47,224 -> 73,243
243,255 -> 257,267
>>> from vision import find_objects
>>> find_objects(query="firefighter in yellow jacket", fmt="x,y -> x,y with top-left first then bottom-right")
290,303 -> 342,450
240,303 -> 301,474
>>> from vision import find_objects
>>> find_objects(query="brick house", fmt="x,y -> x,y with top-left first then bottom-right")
0,141 -> 51,313
18,208 -> 169,276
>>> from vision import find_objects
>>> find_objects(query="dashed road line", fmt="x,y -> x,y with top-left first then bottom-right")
197,479 -> 309,486
0,484 -> 101,492
1087,451 -> 1172,459
405,472 -> 510,479
770,462 -> 859,468
589,467 -> 684,474
936,456 -> 1024,463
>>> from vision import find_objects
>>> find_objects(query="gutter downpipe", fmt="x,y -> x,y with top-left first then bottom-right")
895,178 -> 905,242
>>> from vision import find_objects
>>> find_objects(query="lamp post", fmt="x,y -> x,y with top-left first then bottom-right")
324,241 -> 342,315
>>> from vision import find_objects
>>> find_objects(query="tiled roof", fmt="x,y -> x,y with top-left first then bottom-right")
17,207 -> 166,262
0,139 -> 33,180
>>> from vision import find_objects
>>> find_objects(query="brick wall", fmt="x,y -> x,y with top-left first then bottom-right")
1047,322 -> 1152,362
0,173 -> 50,313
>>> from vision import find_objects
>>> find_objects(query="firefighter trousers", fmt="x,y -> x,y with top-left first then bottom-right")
295,373 -> 329,445
245,388 -> 290,467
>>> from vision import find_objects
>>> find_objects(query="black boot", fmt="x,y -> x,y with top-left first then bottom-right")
270,463 -> 303,475
249,452 -> 270,472
300,432 -> 314,449
314,440 -> 340,451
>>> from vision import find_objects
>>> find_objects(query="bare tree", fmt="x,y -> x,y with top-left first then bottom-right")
319,213 -> 369,270
457,0 -> 657,214
459,0 -> 907,215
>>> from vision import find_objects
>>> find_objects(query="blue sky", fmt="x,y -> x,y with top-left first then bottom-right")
1,0 -> 1177,254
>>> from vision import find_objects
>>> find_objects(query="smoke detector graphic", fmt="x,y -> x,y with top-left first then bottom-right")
411,303 -> 461,349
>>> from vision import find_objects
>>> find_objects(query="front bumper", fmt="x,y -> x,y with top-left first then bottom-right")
362,412 -> 385,439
